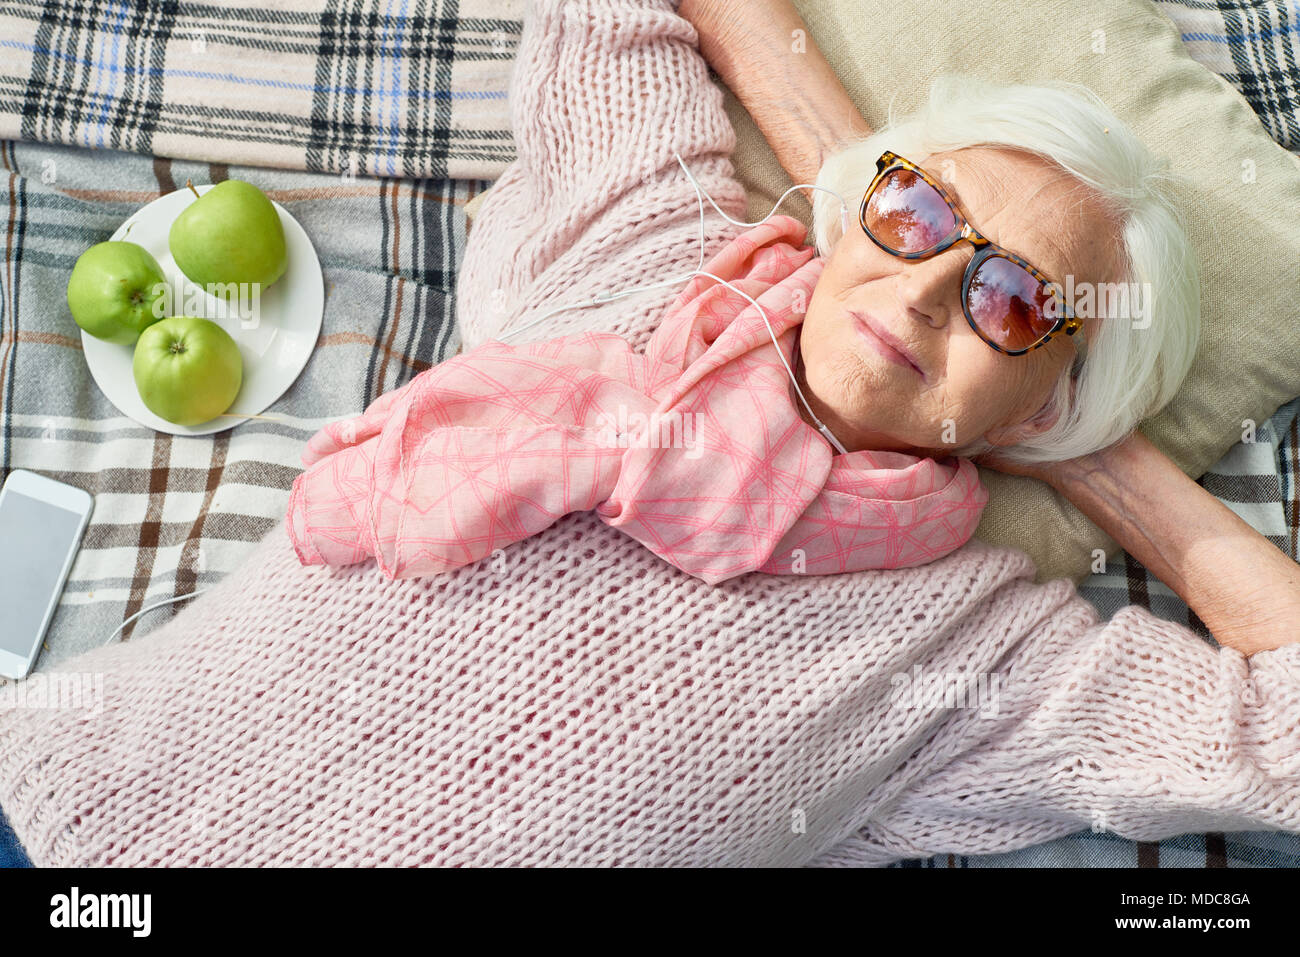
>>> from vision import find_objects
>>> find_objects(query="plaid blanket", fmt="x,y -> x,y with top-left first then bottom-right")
0,0 -> 522,180
0,0 -> 521,663
0,0 -> 1297,868
0,140 -> 489,661
1160,0 -> 1300,153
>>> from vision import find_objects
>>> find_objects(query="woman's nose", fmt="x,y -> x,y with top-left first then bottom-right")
895,247 -> 969,330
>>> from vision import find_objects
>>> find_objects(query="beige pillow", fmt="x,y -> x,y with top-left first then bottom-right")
723,0 -> 1300,584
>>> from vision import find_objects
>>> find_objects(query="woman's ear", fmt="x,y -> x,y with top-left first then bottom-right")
985,369 -> 1078,448
984,396 -> 1062,448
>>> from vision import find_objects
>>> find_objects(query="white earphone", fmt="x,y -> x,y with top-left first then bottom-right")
497,153 -> 854,455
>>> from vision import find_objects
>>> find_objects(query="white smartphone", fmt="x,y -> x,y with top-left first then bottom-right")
0,469 -> 94,679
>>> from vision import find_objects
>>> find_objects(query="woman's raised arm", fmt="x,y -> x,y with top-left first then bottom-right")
820,437 -> 1300,864
679,0 -> 873,186
457,0 -> 747,351
818,592 -> 1300,864
987,432 -> 1300,657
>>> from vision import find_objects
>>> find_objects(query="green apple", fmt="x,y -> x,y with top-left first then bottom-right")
66,241 -> 168,345
133,316 -> 243,426
168,180 -> 288,294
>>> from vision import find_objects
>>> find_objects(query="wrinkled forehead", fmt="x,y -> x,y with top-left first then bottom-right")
917,146 -> 1124,288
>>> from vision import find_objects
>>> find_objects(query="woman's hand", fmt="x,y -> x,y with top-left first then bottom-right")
1011,430 -> 1300,656
970,446 -> 1063,484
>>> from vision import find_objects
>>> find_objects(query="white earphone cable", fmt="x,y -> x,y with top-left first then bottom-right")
104,587 -> 210,646
496,154 -> 853,455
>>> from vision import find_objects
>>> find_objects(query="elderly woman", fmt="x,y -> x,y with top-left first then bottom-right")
0,0 -> 1297,867
448,0 -> 1298,655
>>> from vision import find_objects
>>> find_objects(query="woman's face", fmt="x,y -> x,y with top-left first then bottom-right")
797,145 -> 1123,457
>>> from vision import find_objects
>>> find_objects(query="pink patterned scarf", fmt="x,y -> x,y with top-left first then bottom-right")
285,216 -> 988,584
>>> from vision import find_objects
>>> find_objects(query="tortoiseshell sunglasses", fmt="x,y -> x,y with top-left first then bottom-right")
859,151 -> 1082,356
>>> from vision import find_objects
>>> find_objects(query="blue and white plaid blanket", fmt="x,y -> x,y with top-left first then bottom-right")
0,0 -> 521,180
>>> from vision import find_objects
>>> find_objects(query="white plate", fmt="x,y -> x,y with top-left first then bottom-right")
81,184 -> 324,436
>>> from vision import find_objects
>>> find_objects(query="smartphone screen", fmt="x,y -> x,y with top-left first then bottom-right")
0,490 -> 87,660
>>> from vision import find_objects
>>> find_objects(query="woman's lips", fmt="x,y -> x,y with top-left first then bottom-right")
850,311 -> 925,380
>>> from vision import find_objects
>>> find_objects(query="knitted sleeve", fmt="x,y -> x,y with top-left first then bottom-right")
455,0 -> 747,353
817,600 -> 1300,864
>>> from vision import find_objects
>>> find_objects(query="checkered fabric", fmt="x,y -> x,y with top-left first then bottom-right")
1159,0 -> 1300,152
0,0 -> 522,181
0,140 -> 487,662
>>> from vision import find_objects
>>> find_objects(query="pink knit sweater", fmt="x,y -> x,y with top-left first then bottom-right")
0,0 -> 1296,867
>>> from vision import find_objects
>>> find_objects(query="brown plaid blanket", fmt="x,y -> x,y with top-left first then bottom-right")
0,141 -> 491,661
0,0 -> 521,663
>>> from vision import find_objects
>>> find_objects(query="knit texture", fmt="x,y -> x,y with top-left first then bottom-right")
286,216 -> 986,584
0,0 -> 1297,867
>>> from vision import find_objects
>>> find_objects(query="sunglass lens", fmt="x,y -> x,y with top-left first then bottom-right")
862,168 -> 957,253
967,255 -> 1060,352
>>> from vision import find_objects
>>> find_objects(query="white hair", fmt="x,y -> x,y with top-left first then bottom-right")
810,73 -> 1200,465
